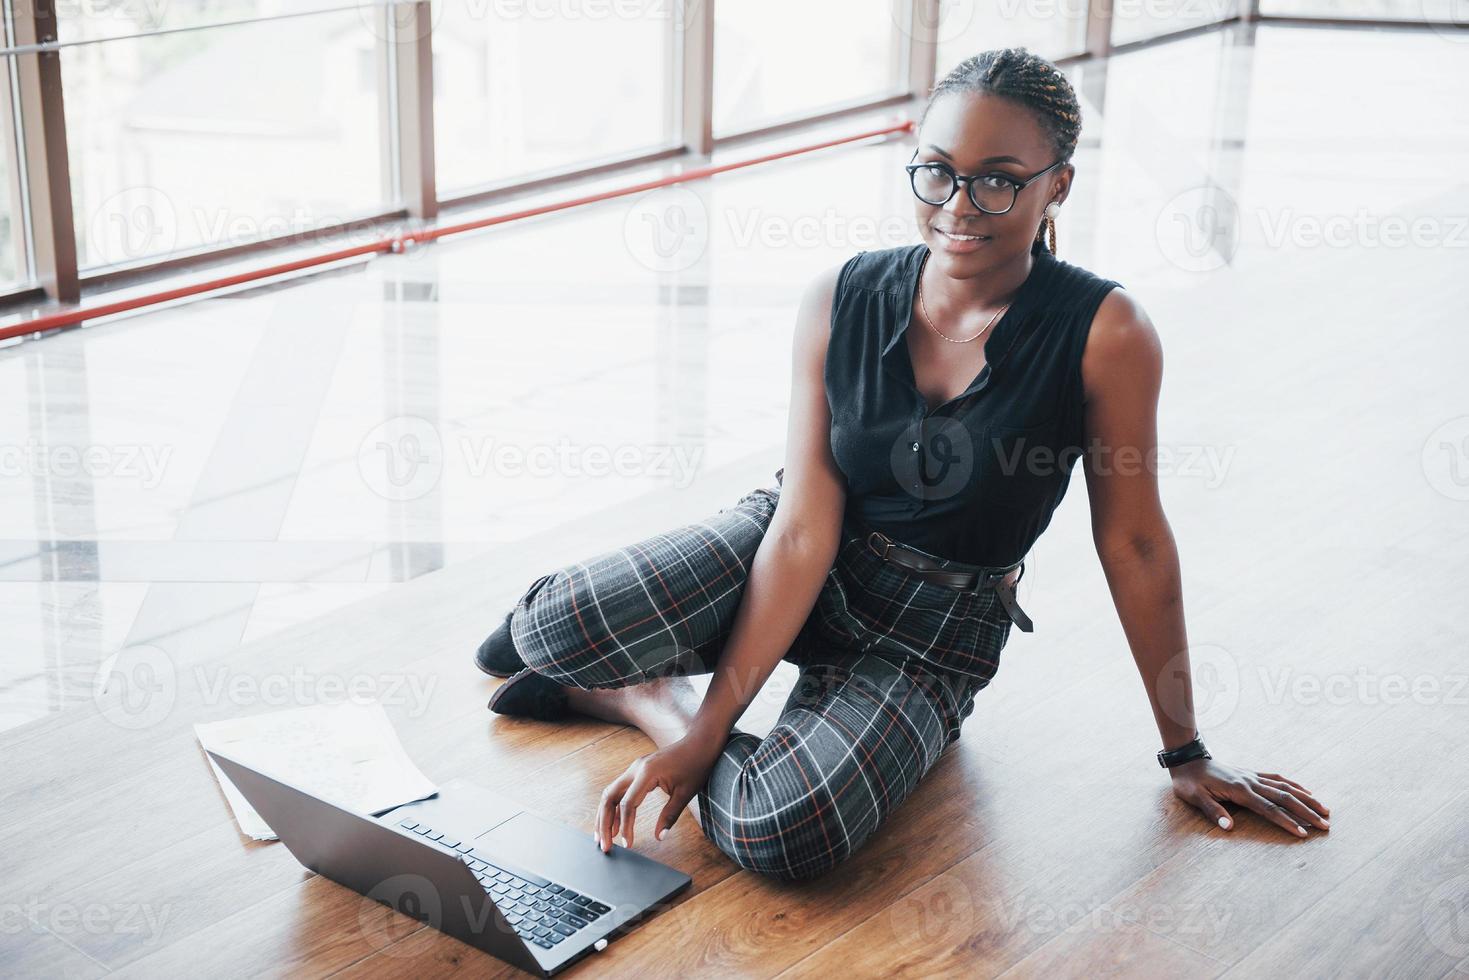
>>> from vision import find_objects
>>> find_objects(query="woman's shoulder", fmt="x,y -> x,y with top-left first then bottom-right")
1080,276 -> 1157,386
1039,250 -> 1145,332
1038,247 -> 1125,297
1028,248 -> 1132,344
833,242 -> 925,296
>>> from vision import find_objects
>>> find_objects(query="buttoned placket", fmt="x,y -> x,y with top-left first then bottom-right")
882,263 -> 1009,508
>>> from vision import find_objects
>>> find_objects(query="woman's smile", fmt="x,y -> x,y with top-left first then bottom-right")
933,225 -> 994,252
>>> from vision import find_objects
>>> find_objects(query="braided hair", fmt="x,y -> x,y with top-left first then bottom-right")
918,48 -> 1082,254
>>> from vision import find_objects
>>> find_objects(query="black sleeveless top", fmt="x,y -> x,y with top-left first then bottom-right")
825,237 -> 1123,568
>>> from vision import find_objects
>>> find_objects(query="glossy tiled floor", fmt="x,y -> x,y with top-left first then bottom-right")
3,21 -> 1467,734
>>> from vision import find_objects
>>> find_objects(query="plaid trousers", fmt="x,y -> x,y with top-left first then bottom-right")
506,470 -> 1018,882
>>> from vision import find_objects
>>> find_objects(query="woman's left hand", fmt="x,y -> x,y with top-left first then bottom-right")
1169,758 -> 1331,837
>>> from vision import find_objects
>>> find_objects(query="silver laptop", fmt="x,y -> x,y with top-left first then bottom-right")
206,749 -> 692,977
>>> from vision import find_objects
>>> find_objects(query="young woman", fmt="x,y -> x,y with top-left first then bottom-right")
475,47 -> 1329,884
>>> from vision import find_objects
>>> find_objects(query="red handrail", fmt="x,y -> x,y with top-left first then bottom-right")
0,119 -> 914,345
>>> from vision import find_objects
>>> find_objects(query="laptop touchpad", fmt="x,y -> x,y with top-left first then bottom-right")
473,810 -> 666,902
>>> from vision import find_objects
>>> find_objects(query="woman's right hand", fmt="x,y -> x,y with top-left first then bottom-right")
594,732 -> 724,852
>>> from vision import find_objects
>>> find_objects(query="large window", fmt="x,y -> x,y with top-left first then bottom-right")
936,1 -> 1090,78
4,0 -> 1142,305
714,0 -> 906,136
54,0 -> 358,44
61,8 -> 395,270
432,0 -> 679,196
0,81 -> 26,292
1257,0 -> 1457,17
1111,0 -> 1237,46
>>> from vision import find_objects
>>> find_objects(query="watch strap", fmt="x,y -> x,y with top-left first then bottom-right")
1157,733 -> 1210,768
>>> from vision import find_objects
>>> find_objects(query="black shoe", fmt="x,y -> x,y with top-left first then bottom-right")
474,610 -> 526,678
486,667 -> 570,721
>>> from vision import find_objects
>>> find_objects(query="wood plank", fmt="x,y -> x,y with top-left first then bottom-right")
1222,790 -> 1469,980
989,696 -> 1469,973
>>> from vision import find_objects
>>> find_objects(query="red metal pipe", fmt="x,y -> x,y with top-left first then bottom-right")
0,119 -> 914,345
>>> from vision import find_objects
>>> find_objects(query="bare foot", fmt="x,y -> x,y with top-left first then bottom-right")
565,675 -> 712,828
563,675 -> 700,749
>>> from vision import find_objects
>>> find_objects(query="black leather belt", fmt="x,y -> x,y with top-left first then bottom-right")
862,528 -> 1035,633
769,470 -> 1035,632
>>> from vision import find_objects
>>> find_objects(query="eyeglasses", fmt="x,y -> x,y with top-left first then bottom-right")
904,149 -> 1065,215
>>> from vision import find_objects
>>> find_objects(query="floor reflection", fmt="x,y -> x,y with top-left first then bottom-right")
2,22 -> 1465,734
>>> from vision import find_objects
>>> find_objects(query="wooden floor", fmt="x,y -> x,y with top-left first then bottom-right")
7,30 -> 1469,980
7,263 -> 1469,978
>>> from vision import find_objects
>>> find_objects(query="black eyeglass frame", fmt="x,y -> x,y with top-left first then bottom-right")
904,149 -> 1067,215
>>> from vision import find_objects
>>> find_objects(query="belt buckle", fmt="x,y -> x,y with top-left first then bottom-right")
866,531 -> 891,561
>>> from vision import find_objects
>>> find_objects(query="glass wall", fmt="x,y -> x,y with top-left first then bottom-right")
1111,0 -> 1238,46
936,0 -> 1090,77
714,0 -> 906,136
60,8 -> 394,270
1257,0 -> 1456,17
0,65 -> 26,292
0,0 -> 1288,302
54,0 -> 357,45
432,0 -> 678,196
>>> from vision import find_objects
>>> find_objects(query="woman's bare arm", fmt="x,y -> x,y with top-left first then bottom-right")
1080,289 -> 1194,750
684,263 -> 850,745
1082,288 -> 1329,838
594,262 -> 854,851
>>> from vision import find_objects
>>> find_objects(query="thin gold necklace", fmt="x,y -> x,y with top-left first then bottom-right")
916,250 -> 1011,344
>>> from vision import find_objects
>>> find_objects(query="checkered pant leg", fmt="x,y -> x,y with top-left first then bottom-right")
694,652 -> 974,882
504,476 -> 989,883
508,485 -> 782,690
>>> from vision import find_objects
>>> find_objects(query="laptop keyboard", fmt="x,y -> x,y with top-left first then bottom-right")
398,818 -> 613,950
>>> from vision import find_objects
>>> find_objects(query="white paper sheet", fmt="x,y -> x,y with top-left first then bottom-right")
196,701 -> 438,841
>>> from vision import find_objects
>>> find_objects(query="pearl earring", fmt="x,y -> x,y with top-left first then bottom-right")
1038,200 -> 1062,255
